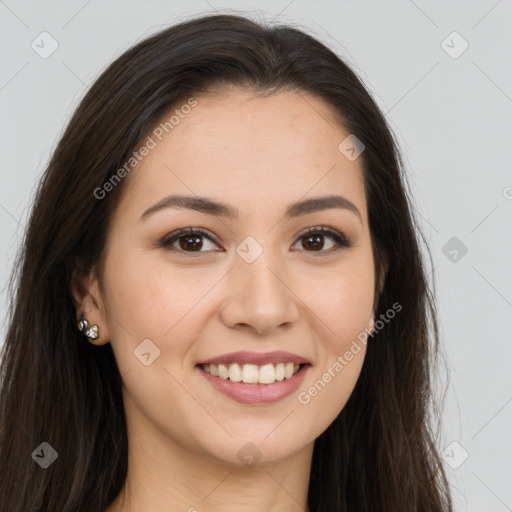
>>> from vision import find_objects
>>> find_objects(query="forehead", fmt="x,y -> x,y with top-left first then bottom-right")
116,89 -> 367,224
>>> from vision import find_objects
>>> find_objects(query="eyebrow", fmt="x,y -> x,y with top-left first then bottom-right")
139,194 -> 363,224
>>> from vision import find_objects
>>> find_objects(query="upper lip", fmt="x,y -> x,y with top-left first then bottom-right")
197,351 -> 311,366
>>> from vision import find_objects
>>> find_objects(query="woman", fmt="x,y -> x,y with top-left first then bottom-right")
0,13 -> 453,512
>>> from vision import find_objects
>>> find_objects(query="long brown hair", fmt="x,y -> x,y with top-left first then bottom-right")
0,13 -> 452,511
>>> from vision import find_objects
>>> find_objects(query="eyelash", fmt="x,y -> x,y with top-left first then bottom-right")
158,226 -> 353,257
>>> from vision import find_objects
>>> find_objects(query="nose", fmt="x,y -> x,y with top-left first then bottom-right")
218,252 -> 300,335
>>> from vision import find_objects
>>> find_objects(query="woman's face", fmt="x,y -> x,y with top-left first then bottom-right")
89,88 -> 376,466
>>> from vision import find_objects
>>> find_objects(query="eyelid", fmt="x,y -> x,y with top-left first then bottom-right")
158,225 -> 353,255
158,227 -> 220,253
293,225 -> 354,254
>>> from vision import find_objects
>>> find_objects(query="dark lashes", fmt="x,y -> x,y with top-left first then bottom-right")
159,226 -> 353,255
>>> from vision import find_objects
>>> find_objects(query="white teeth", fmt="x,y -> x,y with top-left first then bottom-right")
218,363 -> 229,380
258,364 -> 275,384
284,362 -> 294,379
228,363 -> 242,382
202,362 -> 303,384
242,364 -> 259,383
275,363 -> 285,381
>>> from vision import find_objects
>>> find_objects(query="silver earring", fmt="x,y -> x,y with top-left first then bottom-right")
77,318 -> 99,341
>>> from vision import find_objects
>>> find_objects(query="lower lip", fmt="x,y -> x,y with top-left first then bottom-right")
197,364 -> 310,404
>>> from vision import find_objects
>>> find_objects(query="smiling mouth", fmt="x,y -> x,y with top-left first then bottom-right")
197,362 -> 309,385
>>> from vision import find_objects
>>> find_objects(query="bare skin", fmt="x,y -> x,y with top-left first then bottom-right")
72,88 -> 380,512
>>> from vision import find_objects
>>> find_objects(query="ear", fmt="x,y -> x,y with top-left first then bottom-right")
373,253 -> 389,314
368,313 -> 376,335
378,257 -> 389,296
70,268 -> 110,346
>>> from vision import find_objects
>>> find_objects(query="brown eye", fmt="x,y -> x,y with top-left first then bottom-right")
292,227 -> 353,254
159,226 -> 353,257
176,233 -> 204,251
159,228 -> 219,254
301,233 -> 331,251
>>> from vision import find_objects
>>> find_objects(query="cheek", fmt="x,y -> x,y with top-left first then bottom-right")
101,246 -> 205,367
293,261 -> 373,427
300,262 -> 375,346
105,241 -> 189,324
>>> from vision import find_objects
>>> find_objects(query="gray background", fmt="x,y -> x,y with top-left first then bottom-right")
1,1 -> 511,510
